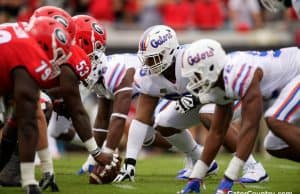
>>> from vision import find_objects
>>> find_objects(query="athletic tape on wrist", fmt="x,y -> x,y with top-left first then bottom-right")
84,138 -> 101,157
102,145 -> 114,154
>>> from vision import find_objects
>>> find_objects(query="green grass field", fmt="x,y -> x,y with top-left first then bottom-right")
1,153 -> 300,194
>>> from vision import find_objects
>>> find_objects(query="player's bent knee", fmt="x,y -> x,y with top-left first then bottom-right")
263,131 -> 288,151
265,117 -> 282,134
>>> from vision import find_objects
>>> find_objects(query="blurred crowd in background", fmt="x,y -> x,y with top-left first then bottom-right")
0,0 -> 299,32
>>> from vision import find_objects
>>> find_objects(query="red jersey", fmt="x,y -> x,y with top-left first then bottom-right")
67,45 -> 91,81
43,44 -> 91,88
0,23 -> 54,93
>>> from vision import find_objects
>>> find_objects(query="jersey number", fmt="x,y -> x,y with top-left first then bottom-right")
76,60 -> 90,77
35,60 -> 53,81
247,50 -> 281,58
0,25 -> 29,44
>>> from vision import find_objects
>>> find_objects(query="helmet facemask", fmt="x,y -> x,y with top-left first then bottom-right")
91,29 -> 106,53
84,50 -> 110,97
139,47 -> 175,75
137,25 -> 178,75
49,28 -> 71,79
186,64 -> 219,98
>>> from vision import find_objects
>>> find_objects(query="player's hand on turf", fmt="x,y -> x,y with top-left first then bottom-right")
113,163 -> 135,183
177,178 -> 201,194
175,94 -> 199,114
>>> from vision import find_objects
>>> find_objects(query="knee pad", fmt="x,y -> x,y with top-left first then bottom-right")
264,131 -> 289,151
143,127 -> 156,147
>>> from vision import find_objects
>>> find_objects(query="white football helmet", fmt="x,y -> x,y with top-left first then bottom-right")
138,25 -> 179,74
260,0 -> 286,12
83,50 -> 110,97
181,39 -> 227,98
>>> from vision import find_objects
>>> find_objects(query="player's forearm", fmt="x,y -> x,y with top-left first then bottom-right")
236,123 -> 260,161
201,128 -> 224,165
94,112 -> 110,129
70,109 -> 93,142
105,118 -> 126,150
44,87 -> 62,99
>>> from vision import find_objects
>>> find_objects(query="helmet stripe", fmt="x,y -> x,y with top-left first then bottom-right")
139,27 -> 154,52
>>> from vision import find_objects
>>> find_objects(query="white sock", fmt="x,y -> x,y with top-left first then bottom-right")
224,156 -> 245,180
37,148 -> 54,174
20,162 -> 38,187
125,120 -> 150,160
165,129 -> 203,161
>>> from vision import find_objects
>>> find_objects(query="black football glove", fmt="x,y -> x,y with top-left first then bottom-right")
175,94 -> 200,114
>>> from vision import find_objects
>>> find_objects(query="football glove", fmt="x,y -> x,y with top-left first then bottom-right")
175,94 -> 199,114
113,163 -> 135,182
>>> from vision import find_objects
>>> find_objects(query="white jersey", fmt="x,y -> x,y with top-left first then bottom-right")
134,46 -> 190,100
101,53 -> 142,99
223,47 -> 300,101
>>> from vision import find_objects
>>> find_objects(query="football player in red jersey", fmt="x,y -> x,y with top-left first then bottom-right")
30,7 -> 119,170
72,14 -> 121,170
0,17 -> 72,194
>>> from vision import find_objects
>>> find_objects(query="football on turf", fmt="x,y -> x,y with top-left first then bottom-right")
89,159 -> 121,184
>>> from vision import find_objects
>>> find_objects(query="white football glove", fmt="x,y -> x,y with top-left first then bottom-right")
113,163 -> 135,182
175,94 -> 198,114
199,87 -> 233,105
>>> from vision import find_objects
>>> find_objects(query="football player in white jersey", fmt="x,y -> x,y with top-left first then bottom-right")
113,25 -> 267,183
179,39 -> 300,194
261,0 -> 300,18
77,52 -> 144,173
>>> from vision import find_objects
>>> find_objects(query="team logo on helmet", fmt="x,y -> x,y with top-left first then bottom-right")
92,23 -> 104,35
55,28 -> 67,44
53,15 -> 68,28
150,32 -> 173,48
187,47 -> 215,66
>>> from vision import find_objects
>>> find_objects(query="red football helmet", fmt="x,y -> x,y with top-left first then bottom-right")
31,6 -> 76,40
72,15 -> 106,56
27,16 -> 72,78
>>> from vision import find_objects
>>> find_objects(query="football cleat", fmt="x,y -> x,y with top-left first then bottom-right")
177,160 -> 218,180
215,178 -> 233,194
113,163 -> 135,182
240,162 -> 269,183
24,184 -> 42,194
178,178 -> 201,194
39,172 -> 59,192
